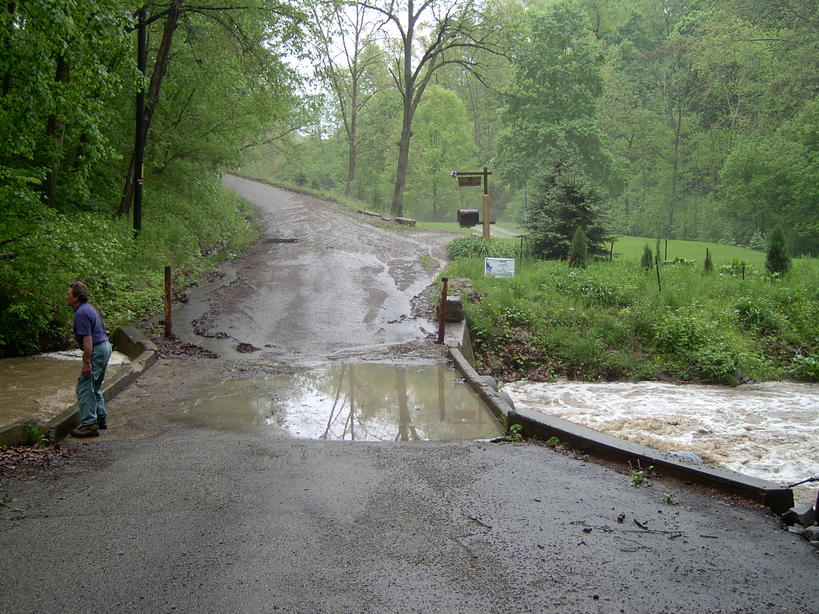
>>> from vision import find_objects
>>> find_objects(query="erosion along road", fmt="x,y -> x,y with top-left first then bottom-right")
1,176 -> 817,613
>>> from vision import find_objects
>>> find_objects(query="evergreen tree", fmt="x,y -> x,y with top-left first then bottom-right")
524,165 -> 610,260
569,226 -> 589,268
641,244 -> 654,270
703,248 -> 714,275
766,226 -> 791,275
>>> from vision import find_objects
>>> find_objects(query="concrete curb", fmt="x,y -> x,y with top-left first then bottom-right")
0,327 -> 158,446
446,333 -> 795,515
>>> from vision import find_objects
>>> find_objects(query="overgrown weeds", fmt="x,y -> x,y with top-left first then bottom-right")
443,247 -> 819,384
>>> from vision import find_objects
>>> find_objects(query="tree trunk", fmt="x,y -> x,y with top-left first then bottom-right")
345,95 -> 358,197
2,3 -> 16,95
119,0 -> 183,216
666,105 -> 682,239
431,176 -> 438,221
43,54 -> 70,207
391,107 -> 413,218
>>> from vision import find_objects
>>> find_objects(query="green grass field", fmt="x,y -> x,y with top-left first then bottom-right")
613,236 -> 766,267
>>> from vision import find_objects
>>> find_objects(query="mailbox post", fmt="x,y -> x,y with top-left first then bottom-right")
452,167 -> 492,240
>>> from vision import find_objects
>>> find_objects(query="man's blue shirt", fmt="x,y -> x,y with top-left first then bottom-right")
73,302 -> 108,348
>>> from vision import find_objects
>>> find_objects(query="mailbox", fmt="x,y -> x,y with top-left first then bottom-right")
457,209 -> 479,227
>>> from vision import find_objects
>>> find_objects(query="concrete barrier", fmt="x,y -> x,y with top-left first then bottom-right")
445,322 -> 794,515
0,327 -> 158,446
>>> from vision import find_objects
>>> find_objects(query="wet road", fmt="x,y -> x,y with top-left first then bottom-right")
177,175 -> 449,362
2,178 -> 818,613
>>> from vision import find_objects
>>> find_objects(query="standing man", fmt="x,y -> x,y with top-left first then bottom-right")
65,281 -> 112,438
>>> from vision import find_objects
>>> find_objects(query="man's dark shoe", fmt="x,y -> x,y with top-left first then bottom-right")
97,417 -> 108,430
71,424 -> 100,438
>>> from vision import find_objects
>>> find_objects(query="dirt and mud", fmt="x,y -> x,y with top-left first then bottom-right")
159,174 -> 452,365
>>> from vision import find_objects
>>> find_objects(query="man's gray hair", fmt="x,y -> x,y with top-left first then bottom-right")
69,281 -> 89,303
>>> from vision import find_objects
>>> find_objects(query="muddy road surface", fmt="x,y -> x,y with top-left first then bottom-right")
1,178 -> 818,613
176,174 -> 450,363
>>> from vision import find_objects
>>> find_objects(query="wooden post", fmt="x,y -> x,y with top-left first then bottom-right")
436,277 -> 449,344
164,266 -> 172,337
655,255 -> 662,292
482,167 -> 490,241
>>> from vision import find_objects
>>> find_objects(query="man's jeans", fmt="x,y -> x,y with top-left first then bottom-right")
76,341 -> 112,426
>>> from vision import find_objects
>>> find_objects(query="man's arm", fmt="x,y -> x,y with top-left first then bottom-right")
82,335 -> 93,378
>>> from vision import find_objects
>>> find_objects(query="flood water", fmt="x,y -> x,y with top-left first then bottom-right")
175,363 -> 502,442
503,379 -> 819,504
0,352 -> 128,426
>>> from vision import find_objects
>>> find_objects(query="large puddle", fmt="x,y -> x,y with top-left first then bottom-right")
174,363 -> 502,442
0,352 -> 128,425
503,380 -> 819,504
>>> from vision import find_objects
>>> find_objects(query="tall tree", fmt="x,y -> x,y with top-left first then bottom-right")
359,0 -> 502,217
119,0 -> 305,216
524,163 -> 610,260
405,85 -> 475,220
307,3 -> 383,197
496,2 -> 615,191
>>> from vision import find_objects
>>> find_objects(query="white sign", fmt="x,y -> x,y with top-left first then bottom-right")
484,258 -> 515,278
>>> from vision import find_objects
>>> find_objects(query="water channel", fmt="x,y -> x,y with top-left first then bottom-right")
0,352 -> 128,427
503,379 -> 819,505
4,355 -> 816,504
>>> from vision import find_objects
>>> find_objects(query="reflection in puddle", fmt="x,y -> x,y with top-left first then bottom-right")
177,363 -> 502,441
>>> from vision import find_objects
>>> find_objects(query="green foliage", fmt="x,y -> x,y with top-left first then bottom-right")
790,354 -> 819,382
0,175 -> 256,356
524,166 -> 610,260
640,244 -> 653,270
496,2 -> 614,188
446,237 -> 519,260
630,463 -> 653,487
405,86 -> 477,221
499,415 -> 524,442
568,226 -> 589,268
442,240 -> 819,384
505,423 -> 524,442
703,248 -> 714,275
25,423 -> 49,446
766,226 -> 791,276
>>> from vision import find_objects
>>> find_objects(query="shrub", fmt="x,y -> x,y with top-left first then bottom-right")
446,236 -> 518,260
640,244 -> 653,270
703,248 -> 713,275
568,226 -> 589,268
790,354 -> 819,381
766,226 -> 790,276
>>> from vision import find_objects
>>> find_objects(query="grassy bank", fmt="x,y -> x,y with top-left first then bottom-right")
0,173 -> 257,356
442,239 -> 819,384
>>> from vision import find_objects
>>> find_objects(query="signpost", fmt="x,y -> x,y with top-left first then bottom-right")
452,167 -> 492,240
484,258 -> 515,278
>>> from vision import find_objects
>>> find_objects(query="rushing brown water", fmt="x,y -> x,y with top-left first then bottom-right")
504,379 -> 819,505
0,352 -> 128,426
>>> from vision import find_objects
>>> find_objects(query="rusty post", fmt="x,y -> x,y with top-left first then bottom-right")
164,266 -> 172,337
436,277 -> 449,344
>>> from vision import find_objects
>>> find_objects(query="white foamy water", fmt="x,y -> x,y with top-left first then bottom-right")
39,349 -> 130,365
503,380 -> 819,502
